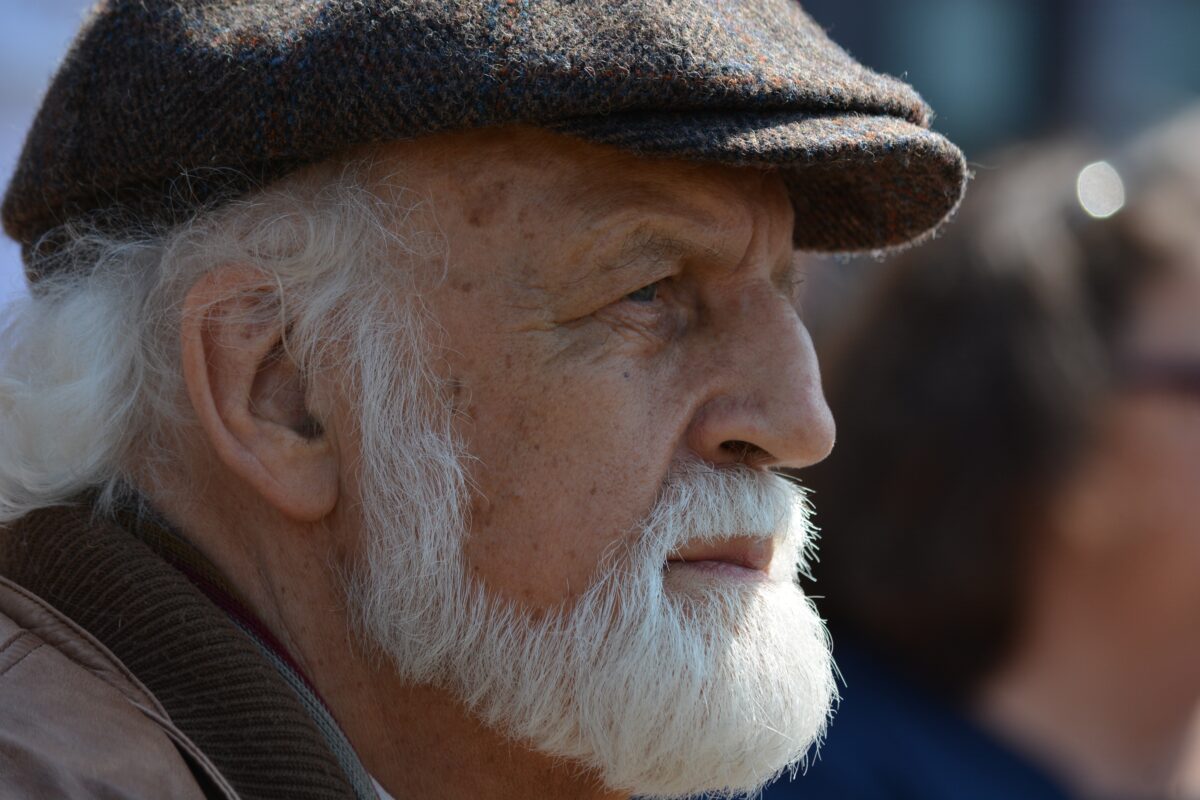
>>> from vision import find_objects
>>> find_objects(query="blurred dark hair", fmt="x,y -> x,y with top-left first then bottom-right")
801,118 -> 1200,701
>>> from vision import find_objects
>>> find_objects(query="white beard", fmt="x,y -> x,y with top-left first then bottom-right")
348,360 -> 834,798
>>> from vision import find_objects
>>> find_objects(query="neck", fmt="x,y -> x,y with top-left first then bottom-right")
976,559 -> 1200,798
260,557 -> 625,800
153,484 -> 624,800
314,664 -> 625,800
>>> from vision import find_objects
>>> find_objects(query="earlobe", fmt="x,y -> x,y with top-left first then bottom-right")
180,266 -> 339,523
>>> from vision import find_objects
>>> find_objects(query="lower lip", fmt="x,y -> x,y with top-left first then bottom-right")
665,560 -> 769,583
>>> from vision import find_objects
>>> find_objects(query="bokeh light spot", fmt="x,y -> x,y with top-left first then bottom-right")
1076,161 -> 1126,219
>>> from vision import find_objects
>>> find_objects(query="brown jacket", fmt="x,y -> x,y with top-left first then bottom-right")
0,576 -> 236,799
0,502 -> 365,800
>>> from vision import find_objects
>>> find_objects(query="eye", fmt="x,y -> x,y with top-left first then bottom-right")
625,281 -> 660,303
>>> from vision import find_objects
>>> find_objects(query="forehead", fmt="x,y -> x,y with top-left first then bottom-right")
373,126 -> 794,254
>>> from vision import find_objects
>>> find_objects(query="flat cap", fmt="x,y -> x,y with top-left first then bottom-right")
3,0 -> 967,278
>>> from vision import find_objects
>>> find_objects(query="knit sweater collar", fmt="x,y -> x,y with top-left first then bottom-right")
1,498 -> 367,800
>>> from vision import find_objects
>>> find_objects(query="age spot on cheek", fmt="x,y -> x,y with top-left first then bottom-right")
465,179 -> 510,228
470,493 -> 494,527
446,377 -> 468,412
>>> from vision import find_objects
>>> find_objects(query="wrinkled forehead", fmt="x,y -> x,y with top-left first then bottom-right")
375,126 -> 792,234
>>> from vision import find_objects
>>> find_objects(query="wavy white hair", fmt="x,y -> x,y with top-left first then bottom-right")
0,158 -> 451,523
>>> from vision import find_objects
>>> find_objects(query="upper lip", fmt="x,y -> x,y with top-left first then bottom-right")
666,536 -> 774,572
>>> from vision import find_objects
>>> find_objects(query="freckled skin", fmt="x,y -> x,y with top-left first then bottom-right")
386,127 -> 836,608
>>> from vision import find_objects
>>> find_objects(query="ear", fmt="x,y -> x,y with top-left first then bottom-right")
180,265 -> 338,522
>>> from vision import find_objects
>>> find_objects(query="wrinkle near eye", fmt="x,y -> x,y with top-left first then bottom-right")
594,304 -> 676,349
772,254 -> 809,309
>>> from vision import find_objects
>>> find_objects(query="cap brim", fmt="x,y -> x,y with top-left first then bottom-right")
549,111 -> 968,253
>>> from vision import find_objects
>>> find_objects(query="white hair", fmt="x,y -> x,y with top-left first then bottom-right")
0,158 -> 440,521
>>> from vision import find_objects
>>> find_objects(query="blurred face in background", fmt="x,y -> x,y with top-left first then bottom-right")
1067,238 -> 1200,637
1006,204 -> 1200,796
795,132 -> 1200,799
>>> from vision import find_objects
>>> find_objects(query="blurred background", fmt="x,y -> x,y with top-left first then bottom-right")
770,3 -> 1200,800
0,0 -> 89,303
806,0 -> 1200,154
802,0 -> 1200,342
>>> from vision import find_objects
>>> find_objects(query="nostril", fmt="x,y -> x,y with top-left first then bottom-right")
720,440 -> 771,464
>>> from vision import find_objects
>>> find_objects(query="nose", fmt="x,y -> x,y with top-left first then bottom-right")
684,296 -> 835,470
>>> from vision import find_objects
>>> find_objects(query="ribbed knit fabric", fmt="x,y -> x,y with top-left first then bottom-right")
238,626 -> 379,800
0,500 -> 360,800
142,521 -> 380,800
2,0 -> 967,271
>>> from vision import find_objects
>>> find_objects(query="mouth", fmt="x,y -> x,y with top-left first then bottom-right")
664,536 -> 775,582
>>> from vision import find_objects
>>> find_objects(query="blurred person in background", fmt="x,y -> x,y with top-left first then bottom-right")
765,107 -> 1200,800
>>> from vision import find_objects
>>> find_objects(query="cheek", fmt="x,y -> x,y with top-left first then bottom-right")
456,359 -> 680,609
1110,410 -> 1200,617
1148,449 -> 1200,573
1135,410 -> 1200,538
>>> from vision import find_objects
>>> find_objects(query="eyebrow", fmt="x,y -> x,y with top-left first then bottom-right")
611,230 -> 696,270
567,229 -> 726,296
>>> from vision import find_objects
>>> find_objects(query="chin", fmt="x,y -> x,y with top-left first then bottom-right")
440,558 -> 836,800
611,578 -> 835,799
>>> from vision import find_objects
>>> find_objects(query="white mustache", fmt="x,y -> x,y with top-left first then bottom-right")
633,461 -> 815,582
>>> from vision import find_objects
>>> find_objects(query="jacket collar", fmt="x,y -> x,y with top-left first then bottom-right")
1,498 -> 365,800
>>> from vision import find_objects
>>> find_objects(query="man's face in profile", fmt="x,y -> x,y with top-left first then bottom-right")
335,127 -> 838,797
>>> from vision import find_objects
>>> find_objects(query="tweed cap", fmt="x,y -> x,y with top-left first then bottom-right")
3,0 -> 967,279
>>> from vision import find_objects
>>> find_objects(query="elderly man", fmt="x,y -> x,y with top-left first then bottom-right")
0,2 -> 964,799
